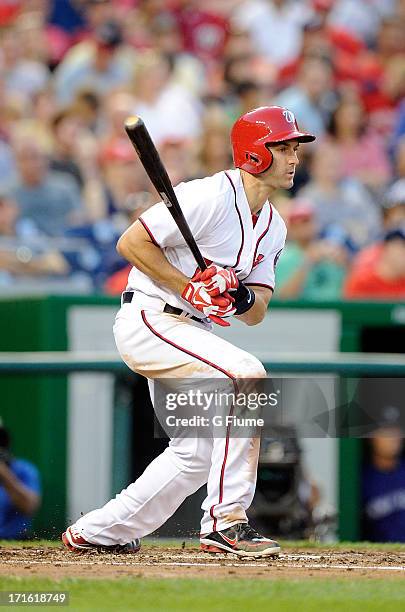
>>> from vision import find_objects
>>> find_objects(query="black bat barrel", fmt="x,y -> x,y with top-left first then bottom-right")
125,116 -> 206,271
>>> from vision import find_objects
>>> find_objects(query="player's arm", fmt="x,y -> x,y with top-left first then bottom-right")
117,220 -> 189,294
235,285 -> 273,326
117,220 -> 235,325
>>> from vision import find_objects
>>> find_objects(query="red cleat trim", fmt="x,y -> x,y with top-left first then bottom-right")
62,531 -> 80,552
201,543 -> 225,553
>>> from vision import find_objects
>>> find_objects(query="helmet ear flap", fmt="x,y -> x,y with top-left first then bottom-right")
263,143 -> 273,172
246,152 -> 259,163
243,146 -> 273,174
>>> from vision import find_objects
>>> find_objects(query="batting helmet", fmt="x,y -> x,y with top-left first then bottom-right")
231,106 -> 316,175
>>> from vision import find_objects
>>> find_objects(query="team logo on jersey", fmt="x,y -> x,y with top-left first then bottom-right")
253,253 -> 264,268
273,249 -> 283,271
283,110 -> 295,124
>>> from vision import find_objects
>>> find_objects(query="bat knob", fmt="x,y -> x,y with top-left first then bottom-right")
125,116 -> 142,130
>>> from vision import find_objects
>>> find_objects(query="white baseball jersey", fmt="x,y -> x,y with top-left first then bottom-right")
71,168 -> 288,545
128,168 -> 287,315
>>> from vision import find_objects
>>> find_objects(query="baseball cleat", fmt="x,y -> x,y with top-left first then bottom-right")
200,523 -> 280,557
62,525 -> 141,554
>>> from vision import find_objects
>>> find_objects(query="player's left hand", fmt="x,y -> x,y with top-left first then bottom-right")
182,273 -> 236,327
199,264 -> 239,297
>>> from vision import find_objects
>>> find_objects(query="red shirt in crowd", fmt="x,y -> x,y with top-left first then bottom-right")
344,243 -> 405,299
174,6 -> 229,63
104,264 -> 132,295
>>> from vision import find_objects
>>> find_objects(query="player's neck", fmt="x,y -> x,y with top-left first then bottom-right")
240,170 -> 274,214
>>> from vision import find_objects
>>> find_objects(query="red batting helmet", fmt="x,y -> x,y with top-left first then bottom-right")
231,106 -> 316,175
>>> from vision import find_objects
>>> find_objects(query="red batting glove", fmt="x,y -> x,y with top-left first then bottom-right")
199,264 -> 239,297
182,275 -> 236,327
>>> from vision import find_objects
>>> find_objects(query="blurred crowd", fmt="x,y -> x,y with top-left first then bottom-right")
0,0 -> 404,299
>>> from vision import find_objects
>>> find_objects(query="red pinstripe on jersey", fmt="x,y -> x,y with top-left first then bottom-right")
141,310 -> 239,531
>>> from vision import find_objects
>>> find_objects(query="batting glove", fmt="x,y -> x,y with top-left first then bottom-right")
182,276 -> 236,327
199,264 -> 239,297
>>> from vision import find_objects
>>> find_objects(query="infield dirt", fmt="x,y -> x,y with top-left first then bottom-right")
1,544 -> 405,580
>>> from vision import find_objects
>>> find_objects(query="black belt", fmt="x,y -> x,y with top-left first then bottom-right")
122,291 -> 205,323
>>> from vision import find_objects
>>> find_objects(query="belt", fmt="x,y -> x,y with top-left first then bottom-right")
122,291 -> 205,323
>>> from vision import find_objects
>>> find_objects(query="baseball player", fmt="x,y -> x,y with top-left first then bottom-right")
62,106 -> 315,557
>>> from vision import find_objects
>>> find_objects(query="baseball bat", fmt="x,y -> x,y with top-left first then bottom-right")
124,116 -> 207,271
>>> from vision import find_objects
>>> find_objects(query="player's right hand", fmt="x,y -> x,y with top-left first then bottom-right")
199,264 -> 239,297
181,276 -> 236,327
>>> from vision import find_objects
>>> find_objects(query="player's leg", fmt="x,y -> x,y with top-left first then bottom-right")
122,307 -> 275,550
64,304 -> 269,549
72,432 -> 212,545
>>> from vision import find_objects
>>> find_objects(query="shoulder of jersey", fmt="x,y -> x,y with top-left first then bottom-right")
174,170 -> 234,201
268,202 -> 286,228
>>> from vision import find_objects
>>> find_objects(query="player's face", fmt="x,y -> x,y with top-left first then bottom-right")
265,140 -> 300,190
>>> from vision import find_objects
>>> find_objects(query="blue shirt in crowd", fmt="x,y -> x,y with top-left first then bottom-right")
0,459 -> 41,539
362,458 -> 405,542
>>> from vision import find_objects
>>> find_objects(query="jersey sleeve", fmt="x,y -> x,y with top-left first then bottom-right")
243,213 -> 287,291
138,180 -> 223,248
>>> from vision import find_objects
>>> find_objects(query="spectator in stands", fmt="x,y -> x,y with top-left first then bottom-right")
342,180 -> 405,297
0,1 -> 21,28
374,16 -> 405,66
327,0 -> 397,45
344,224 -> 405,299
277,1 -> 368,90
9,85 -> 62,171
104,191 -> 154,295
275,200 -> 347,300
11,137 -> 84,237
0,190 -> 70,287
362,406 -> 405,542
83,0 -> 117,33
229,81 -> 268,120
0,0 -> 402,298
159,138 -> 197,186
100,90 -> 137,152
361,18 -> 405,138
298,141 -> 381,249
223,54 -> 261,99
54,19 -> 135,104
0,19 -> 50,103
0,136 -> 15,185
276,57 -> 336,136
98,138 -> 151,216
49,107 -> 86,189
391,99 -> 405,157
70,89 -> 101,134
30,88 -> 59,144
232,0 -> 310,69
123,0 -> 174,50
394,136 -> 405,180
326,94 -> 392,193
198,115 -> 233,177
383,180 -> 405,225
132,51 -> 202,145
174,0 -> 230,66
63,140 -> 153,290
49,106 -> 106,222
147,12 -> 206,97
0,419 -> 41,539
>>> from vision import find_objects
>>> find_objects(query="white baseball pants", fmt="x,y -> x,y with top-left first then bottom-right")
74,293 -> 265,545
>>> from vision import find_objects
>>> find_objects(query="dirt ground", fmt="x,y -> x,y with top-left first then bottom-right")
1,545 -> 405,580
